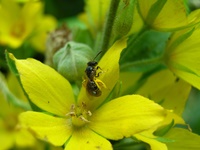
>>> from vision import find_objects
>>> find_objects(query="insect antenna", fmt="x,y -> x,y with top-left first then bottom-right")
93,51 -> 102,61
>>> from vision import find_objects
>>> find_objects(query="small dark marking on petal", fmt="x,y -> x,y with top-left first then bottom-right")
175,77 -> 180,82
95,146 -> 101,149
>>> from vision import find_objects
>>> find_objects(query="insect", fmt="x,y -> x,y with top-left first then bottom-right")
84,51 -> 106,97
85,51 -> 102,80
86,79 -> 102,97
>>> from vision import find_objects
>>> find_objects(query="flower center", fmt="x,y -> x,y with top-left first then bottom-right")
67,102 -> 92,127
10,21 -> 26,39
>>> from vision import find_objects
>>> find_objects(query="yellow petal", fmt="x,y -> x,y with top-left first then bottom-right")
89,95 -> 166,140
159,111 -> 185,127
165,26 -> 200,89
0,0 -> 44,48
135,112 -> 186,150
85,0 -> 110,27
19,111 -> 72,146
119,71 -> 142,94
136,69 -> 191,115
79,0 -> 111,36
20,0 -> 43,35
9,53 -> 75,116
172,69 -> 200,90
0,0 -> 21,46
137,0 -> 188,31
78,38 -> 127,111
29,15 -> 57,52
0,0 -> 20,24
164,128 -> 200,150
14,129 -> 36,147
0,131 -> 14,150
21,1 -> 54,51
135,110 -> 185,141
64,127 -> 112,150
128,4 -> 144,35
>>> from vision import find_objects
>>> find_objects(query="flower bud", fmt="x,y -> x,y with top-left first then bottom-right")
53,41 -> 94,82
112,0 -> 134,38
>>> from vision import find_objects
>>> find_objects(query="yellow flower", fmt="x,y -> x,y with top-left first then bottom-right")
120,69 -> 191,115
7,39 -> 167,149
79,0 -> 111,36
137,0 -> 200,31
163,128 -> 200,149
0,73 -> 64,149
29,15 -> 57,52
134,110 -> 188,150
164,24 -> 200,90
0,0 -> 57,51
0,73 -> 35,149
135,126 -> 200,150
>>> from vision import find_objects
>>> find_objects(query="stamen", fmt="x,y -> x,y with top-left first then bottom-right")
80,115 -> 90,123
67,103 -> 92,127
66,111 -> 76,117
87,111 -> 92,116
66,104 -> 76,117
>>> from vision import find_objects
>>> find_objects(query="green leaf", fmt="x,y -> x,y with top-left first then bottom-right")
183,88 -> 200,135
154,119 -> 175,136
120,57 -> 166,72
65,17 -> 87,29
5,50 -> 18,75
113,138 -> 147,150
72,28 -> 94,48
120,30 -> 170,66
155,137 -> 175,143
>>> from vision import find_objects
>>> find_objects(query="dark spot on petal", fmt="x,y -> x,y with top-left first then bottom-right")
175,77 -> 180,82
95,146 -> 101,149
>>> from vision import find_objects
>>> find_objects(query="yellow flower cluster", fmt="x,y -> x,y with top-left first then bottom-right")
1,0 -> 200,150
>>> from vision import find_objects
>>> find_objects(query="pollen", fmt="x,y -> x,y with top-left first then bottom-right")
66,102 -> 92,127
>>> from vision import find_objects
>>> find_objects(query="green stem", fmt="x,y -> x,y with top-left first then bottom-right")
120,55 -> 164,71
100,0 -> 120,55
